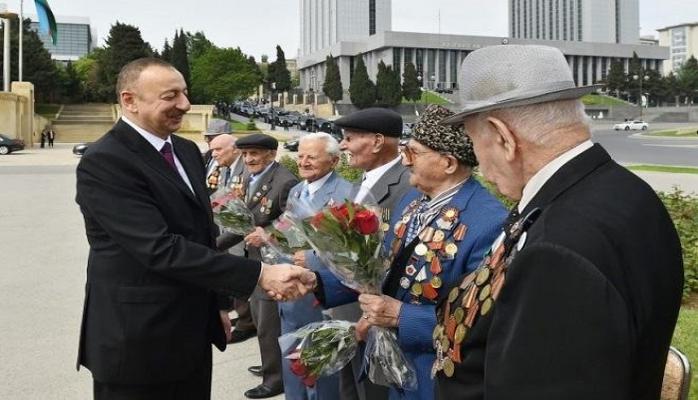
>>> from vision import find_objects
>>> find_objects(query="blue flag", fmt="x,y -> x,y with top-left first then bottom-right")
34,0 -> 57,45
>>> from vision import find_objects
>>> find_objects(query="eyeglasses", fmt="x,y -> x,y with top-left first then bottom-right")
400,145 -> 438,163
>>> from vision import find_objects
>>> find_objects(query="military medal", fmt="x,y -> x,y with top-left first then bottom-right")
414,243 -> 428,256
453,223 -> 468,241
405,264 -> 417,276
400,277 -> 411,289
433,230 -> 445,243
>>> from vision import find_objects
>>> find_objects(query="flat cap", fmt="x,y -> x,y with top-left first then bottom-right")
412,104 -> 478,167
333,107 -> 403,137
235,133 -> 278,150
203,118 -> 232,136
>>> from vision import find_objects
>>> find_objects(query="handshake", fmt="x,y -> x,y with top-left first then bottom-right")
258,263 -> 317,301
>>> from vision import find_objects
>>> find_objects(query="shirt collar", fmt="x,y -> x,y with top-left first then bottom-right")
122,116 -> 172,152
251,161 -> 276,180
306,171 -> 334,195
362,156 -> 402,187
518,140 -> 594,212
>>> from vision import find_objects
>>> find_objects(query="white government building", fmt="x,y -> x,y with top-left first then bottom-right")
297,0 -> 668,95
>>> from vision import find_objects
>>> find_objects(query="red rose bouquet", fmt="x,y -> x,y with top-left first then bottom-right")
278,320 -> 358,387
284,197 -> 418,391
210,190 -> 256,236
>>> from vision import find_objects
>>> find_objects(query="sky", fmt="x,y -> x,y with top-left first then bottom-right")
6,0 -> 697,60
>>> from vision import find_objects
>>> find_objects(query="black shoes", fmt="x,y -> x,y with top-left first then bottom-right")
248,365 -> 263,377
228,328 -> 256,344
244,384 -> 283,399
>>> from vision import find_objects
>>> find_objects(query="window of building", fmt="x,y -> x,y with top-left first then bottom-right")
549,0 -> 553,39
523,0 -> 528,38
569,0 -> 574,40
427,49 -> 436,87
393,48 -> 402,78
577,0 -> 582,41
369,0 -> 376,35
615,0 -> 621,43
450,50 -> 459,88
555,0 -> 559,40
415,48 -> 424,82
562,0 -> 567,40
404,48 -> 413,66
536,0 -> 540,39
438,50 -> 447,87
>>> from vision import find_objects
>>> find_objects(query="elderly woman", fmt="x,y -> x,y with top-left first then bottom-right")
313,104 -> 507,400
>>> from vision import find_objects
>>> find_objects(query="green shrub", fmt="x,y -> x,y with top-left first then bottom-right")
336,154 -> 362,183
279,154 -> 299,178
246,118 -> 257,131
658,188 -> 698,299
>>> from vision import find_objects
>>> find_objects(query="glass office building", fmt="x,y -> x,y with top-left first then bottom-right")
29,16 -> 94,62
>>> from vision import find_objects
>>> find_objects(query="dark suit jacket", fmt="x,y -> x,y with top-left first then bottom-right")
369,160 -> 412,213
435,144 -> 684,400
75,119 -> 261,385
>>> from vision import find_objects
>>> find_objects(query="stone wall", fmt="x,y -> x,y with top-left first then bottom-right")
0,82 -> 35,146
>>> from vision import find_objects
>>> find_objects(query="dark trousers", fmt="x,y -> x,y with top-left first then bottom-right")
234,298 -> 256,331
93,350 -> 212,400
250,289 -> 283,391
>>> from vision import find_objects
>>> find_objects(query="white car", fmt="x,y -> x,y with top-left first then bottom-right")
613,120 -> 648,131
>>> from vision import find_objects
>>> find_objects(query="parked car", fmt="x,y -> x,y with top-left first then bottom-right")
613,120 -> 648,131
0,133 -> 25,155
284,138 -> 299,152
72,142 -> 92,156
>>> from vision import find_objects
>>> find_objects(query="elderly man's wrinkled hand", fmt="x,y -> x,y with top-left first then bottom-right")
358,293 -> 402,328
244,226 -> 268,248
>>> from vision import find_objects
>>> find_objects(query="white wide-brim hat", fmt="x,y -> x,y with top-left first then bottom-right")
441,45 -> 602,126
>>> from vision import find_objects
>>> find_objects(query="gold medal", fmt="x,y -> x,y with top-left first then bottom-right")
441,336 -> 450,350
430,275 -> 442,289
419,226 -> 435,242
475,267 -> 490,286
414,243 -> 428,256
445,242 -> 458,256
448,287 -> 460,303
454,324 -> 467,344
381,222 -> 390,232
425,250 -> 434,262
411,282 -> 423,296
480,297 -> 494,316
402,215 -> 410,224
453,307 -> 465,324
479,284 -> 492,302
433,324 -> 444,340
443,358 -> 455,377
433,230 -> 445,243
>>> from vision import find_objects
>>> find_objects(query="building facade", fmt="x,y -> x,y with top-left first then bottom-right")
299,31 -> 668,94
299,0 -> 391,56
657,22 -> 698,74
29,16 -> 95,62
509,0 -> 639,44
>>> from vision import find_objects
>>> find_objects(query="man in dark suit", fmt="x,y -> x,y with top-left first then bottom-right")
75,58 -> 314,400
330,108 -> 412,400
218,133 -> 299,399
433,45 -> 684,399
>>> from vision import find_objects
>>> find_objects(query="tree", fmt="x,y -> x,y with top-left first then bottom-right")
349,55 -> 376,109
186,31 -> 214,61
267,45 -> 292,106
375,61 -> 402,107
0,17 -> 59,102
605,60 -> 626,98
402,62 -> 421,104
677,56 -> 698,104
246,55 -> 264,98
191,47 -> 260,103
170,29 -> 191,89
99,22 -> 153,101
60,61 -> 83,103
161,39 -> 172,62
322,54 -> 343,113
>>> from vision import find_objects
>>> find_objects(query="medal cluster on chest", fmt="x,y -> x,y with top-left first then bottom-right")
389,203 -> 469,304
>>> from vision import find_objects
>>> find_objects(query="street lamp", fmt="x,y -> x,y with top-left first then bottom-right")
0,3 -> 18,92
633,74 -> 649,119
417,73 -> 423,88
269,81 -> 276,130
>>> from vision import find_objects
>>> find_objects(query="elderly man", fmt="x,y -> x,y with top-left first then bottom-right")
209,133 -> 244,190
314,105 -> 506,400
432,45 -> 683,400
75,58 -> 314,400
328,107 -> 412,400
279,132 -> 353,400
202,119 -> 232,191
218,133 -> 299,399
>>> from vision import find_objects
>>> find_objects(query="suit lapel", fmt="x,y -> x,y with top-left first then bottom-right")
172,136 -> 210,214
372,162 -> 406,206
312,172 -> 338,208
113,120 -> 201,208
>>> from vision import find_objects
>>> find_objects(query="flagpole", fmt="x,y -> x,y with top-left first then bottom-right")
19,0 -> 23,81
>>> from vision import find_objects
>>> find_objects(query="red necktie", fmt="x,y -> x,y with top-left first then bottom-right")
160,142 -> 177,171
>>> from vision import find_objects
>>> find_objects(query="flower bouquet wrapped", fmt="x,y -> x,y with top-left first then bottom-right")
284,196 -> 418,391
210,190 -> 256,236
260,214 -> 309,264
279,320 -> 358,387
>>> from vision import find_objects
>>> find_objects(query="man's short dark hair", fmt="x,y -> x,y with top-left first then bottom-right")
115,57 -> 177,101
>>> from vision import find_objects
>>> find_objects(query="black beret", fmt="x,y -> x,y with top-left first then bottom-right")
235,133 -> 278,150
333,107 -> 403,137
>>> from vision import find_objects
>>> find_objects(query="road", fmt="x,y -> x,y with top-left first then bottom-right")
592,122 -> 698,167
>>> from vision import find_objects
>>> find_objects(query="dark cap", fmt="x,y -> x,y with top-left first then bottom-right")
412,104 -> 477,167
333,107 -> 403,137
235,133 -> 279,150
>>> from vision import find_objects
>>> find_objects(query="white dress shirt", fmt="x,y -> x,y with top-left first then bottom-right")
122,116 -> 194,193
304,171 -> 334,201
355,156 -> 402,202
518,140 -> 594,212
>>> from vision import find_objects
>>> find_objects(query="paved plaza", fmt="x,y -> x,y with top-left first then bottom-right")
0,138 -> 696,399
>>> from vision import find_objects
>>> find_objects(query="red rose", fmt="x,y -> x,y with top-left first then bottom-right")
302,374 -> 317,387
353,209 -> 379,235
329,204 -> 350,224
290,358 -> 307,377
310,212 -> 326,229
